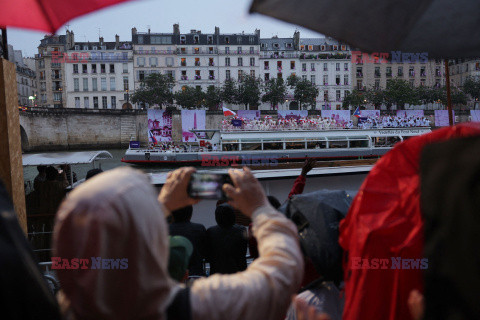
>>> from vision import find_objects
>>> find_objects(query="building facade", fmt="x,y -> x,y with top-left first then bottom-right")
449,59 -> 480,87
64,35 -> 134,109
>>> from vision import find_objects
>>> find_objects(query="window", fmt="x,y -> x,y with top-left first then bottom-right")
149,57 -> 158,67
420,67 -> 426,77
123,77 -> 129,91
237,47 -> 242,54
323,75 -> 328,85
336,90 -> 341,101
264,61 -> 269,70
209,70 -> 215,80
111,96 -> 116,109
357,80 -> 363,90
336,63 -> 340,71
73,64 -> 79,74
238,70 -> 243,81
181,70 -> 187,80
101,78 -> 107,91
82,64 -> 88,74
225,37 -> 230,44
166,57 -> 174,67
323,62 -> 328,71
277,73 -> 283,79
311,63 -> 315,71
74,78 -> 79,92
93,96 -> 98,109
398,67 -> 404,76
264,73 -> 270,81
409,67 -> 415,77
53,92 -> 62,101
344,74 -> 349,85
137,57 -> 145,67
207,35 -> 213,44
286,43 -> 292,49
181,58 -> 186,67
290,61 -> 295,70
193,35 -> 199,44
225,57 -> 230,66
250,47 -> 254,54
84,97 -> 89,108
336,75 -> 341,85
110,64 -> 115,73
238,58 -> 243,66
102,96 -> 107,109
75,97 -> 80,108
110,78 -> 116,91
250,58 -> 255,67
311,75 -> 315,84
83,78 -> 88,91
209,58 -> 214,66
250,70 -> 255,77
180,35 -> 186,44
195,58 -> 200,66
226,70 -> 231,80
302,63 -> 307,72
225,47 -> 230,54
344,63 -> 349,71
139,70 -> 145,81
386,67 -> 392,77
92,64 -> 97,73
195,70 -> 201,80
100,64 -> 106,73
375,66 -> 380,77
302,75 -> 307,81
194,47 -> 200,54
92,78 -> 98,91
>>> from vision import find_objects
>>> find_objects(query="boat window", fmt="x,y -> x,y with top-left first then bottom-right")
372,136 -> 402,147
349,139 -> 369,148
263,142 -> 283,150
307,141 -> 327,149
329,140 -> 348,148
222,143 -> 239,151
285,141 -> 306,149
241,143 -> 262,151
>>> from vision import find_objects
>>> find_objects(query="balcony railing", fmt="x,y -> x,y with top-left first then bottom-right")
134,50 -> 175,55
398,72 -> 404,77
264,66 -> 269,70
195,62 -> 201,66
302,68 -> 307,72
356,72 -> 363,77
180,76 -> 188,80
409,72 -> 415,77
311,68 -> 316,71
386,73 -> 392,77
420,72 -> 426,77
259,52 -> 299,59
209,76 -> 215,80
195,75 -> 201,80
374,72 -> 381,77
209,63 -> 215,66
221,50 -> 259,55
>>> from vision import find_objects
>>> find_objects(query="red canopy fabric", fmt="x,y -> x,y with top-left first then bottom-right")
0,0 -> 133,33
339,122 -> 480,320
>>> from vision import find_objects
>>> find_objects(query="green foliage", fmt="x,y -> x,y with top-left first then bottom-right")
236,75 -> 262,109
174,86 -> 205,109
365,88 -> 384,108
220,79 -> 238,105
204,86 -> 222,111
293,78 -> 319,109
131,73 -> 175,108
440,86 -> 467,106
463,76 -> 480,101
342,89 -> 365,110
286,74 -> 299,87
262,77 -> 287,109
384,79 -> 419,109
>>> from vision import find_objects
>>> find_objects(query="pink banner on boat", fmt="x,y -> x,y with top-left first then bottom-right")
182,110 -> 206,142
147,109 -> 172,142
237,110 -> 261,120
278,110 -> 308,120
397,110 -> 425,118
434,110 -> 454,127
360,110 -> 380,117
321,110 -> 351,125
470,110 -> 480,122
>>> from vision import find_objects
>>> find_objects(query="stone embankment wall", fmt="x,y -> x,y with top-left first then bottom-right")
19,108 -> 472,152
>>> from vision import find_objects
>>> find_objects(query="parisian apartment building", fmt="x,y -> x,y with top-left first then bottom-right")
449,59 -> 480,88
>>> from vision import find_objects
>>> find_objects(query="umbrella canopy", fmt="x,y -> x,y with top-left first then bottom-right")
339,122 -> 480,320
0,0 -> 133,33
250,0 -> 480,58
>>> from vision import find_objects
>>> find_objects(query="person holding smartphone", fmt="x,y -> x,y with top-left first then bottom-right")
54,166 -> 304,320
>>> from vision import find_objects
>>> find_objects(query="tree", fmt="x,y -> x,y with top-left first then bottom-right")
463,76 -> 480,108
415,86 -> 442,105
287,74 -> 299,87
365,88 -> 385,109
220,79 -> 238,106
440,87 -> 467,106
384,79 -> 419,109
262,77 -> 287,110
236,75 -> 262,109
174,86 -> 205,109
204,85 -> 222,111
342,89 -> 365,110
131,73 -> 175,108
293,78 -> 319,110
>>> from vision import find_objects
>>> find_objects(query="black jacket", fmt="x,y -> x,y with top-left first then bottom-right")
206,225 -> 247,275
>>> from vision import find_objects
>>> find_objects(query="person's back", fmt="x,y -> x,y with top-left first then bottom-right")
207,204 -> 247,275
169,206 -> 207,276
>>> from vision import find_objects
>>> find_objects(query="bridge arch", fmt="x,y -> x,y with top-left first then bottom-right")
20,125 -> 29,152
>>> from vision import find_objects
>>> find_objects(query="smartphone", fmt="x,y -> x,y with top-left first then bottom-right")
187,172 -> 232,200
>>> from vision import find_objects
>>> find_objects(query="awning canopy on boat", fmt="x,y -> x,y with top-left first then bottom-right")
22,151 -> 113,166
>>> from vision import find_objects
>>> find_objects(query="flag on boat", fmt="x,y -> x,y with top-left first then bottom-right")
148,130 -> 158,145
353,107 -> 361,118
223,107 -> 236,117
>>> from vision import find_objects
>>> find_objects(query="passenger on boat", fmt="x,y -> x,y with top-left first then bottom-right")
33,165 -> 47,191
53,167 -> 303,320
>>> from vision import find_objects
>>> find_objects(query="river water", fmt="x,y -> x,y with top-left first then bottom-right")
23,148 -> 368,228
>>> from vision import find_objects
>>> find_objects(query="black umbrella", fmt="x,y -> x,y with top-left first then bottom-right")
279,189 -> 354,283
249,0 -> 480,59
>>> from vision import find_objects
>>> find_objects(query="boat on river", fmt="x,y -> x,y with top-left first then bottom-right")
121,127 -> 431,167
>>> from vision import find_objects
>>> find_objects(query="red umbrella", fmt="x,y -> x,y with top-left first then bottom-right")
339,122 -> 480,320
0,0 -> 133,33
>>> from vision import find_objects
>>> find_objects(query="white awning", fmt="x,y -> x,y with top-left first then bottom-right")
23,151 -> 113,166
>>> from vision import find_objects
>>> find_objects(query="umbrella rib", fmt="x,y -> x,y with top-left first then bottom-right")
35,0 -> 57,34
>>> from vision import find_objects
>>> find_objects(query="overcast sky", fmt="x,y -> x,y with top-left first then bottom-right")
7,0 -> 322,57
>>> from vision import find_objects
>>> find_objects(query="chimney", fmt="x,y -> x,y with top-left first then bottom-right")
99,36 -> 104,44
190,29 -> 196,34
115,34 -> 120,47
255,29 -> 260,39
66,30 -> 75,48
215,26 -> 220,35
293,30 -> 300,50
173,24 -> 180,35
